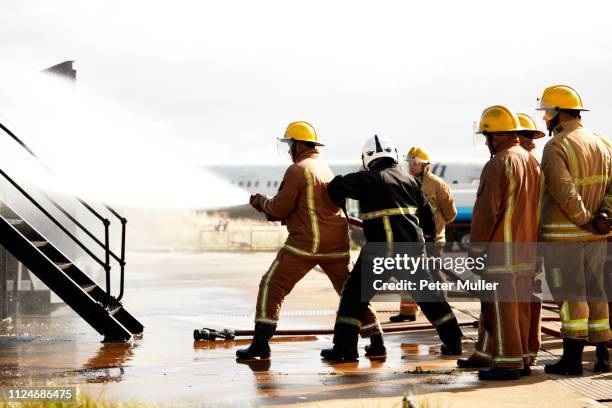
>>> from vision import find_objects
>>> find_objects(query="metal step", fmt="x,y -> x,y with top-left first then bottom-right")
55,262 -> 72,270
6,219 -> 24,226
31,241 -> 48,248
80,284 -> 97,293
109,306 -> 122,316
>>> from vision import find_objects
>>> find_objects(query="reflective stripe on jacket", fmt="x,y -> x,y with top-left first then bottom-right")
263,150 -> 350,256
540,119 -> 612,242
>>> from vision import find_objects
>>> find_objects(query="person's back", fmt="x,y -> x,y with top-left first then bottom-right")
473,142 -> 540,244
328,160 -> 435,245
541,119 -> 612,241
264,149 -> 349,256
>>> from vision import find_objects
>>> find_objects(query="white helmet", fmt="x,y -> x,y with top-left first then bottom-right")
361,134 -> 399,170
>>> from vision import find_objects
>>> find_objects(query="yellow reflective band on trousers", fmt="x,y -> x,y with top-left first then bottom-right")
560,301 -> 588,331
336,316 -> 362,328
589,318 -> 610,331
304,169 -> 320,254
258,260 -> 279,321
478,329 -> 490,356
282,244 -> 350,258
255,318 -> 279,325
361,206 -> 418,220
494,291 -> 504,356
361,322 -> 382,332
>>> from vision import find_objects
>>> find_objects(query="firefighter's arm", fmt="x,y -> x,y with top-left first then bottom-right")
327,172 -> 368,207
470,160 -> 506,246
598,139 -> 612,215
417,196 -> 436,243
592,153 -> 612,234
437,181 -> 457,224
541,143 -> 590,226
262,165 -> 303,219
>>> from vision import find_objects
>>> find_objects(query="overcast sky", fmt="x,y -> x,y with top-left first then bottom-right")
1,0 -> 612,164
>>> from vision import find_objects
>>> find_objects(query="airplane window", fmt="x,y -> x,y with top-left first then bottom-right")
238,181 -> 244,187
254,181 -> 259,187
273,181 -> 279,187
247,181 -> 252,187
267,181 -> 271,187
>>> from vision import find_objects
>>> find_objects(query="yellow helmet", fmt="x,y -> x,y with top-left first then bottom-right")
536,85 -> 588,119
280,121 -> 324,146
476,105 -> 525,134
517,113 -> 545,139
407,146 -> 431,164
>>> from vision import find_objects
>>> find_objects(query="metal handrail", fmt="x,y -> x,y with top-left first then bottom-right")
104,204 -> 127,301
0,120 -> 127,307
0,170 -> 106,267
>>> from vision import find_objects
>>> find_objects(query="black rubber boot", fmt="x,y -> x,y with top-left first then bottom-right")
594,342 -> 611,373
389,314 -> 416,323
544,338 -> 584,376
236,322 -> 276,360
436,319 -> 463,356
440,343 -> 462,356
478,368 -> 520,381
364,333 -> 386,358
520,366 -> 532,376
457,357 -> 489,368
321,324 -> 359,361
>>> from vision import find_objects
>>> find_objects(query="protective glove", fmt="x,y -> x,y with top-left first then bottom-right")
249,194 -> 267,212
264,212 -> 282,222
582,212 -> 612,235
593,212 -> 612,234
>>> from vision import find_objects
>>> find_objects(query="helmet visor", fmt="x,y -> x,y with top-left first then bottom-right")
276,138 -> 294,163
472,120 -> 488,150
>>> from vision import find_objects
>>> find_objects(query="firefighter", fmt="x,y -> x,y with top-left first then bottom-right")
457,105 -> 542,381
390,146 -> 457,323
517,112 -> 545,368
236,121 -> 383,360
516,113 -> 545,160
320,135 -> 464,361
537,85 -> 612,375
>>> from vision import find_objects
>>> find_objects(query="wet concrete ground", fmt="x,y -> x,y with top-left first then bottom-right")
0,252 -> 610,407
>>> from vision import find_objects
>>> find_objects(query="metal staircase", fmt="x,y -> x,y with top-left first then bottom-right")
0,121 -> 143,342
